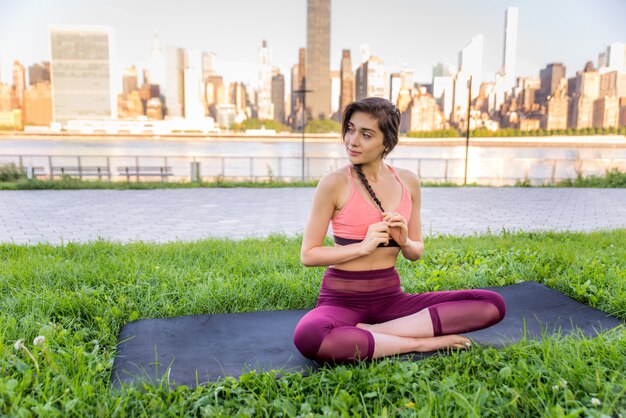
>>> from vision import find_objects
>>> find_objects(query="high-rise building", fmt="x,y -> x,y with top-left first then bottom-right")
122,65 -> 138,96
399,87 -> 447,132
184,50 -> 205,120
389,73 -> 402,105
605,43 -> 626,72
355,56 -> 386,101
458,34 -> 483,100
202,52 -> 216,81
12,61 -> 26,111
330,70 -> 340,117
271,69 -> 285,123
502,7 -> 518,91
537,63 -> 566,105
298,48 -> 306,91
49,25 -> 115,123
229,82 -> 248,115
257,40 -> 274,120
593,96 -> 619,128
28,62 -> 50,86
206,75 -> 226,118
0,84 -> 12,111
148,31 -> 166,88
23,80 -> 51,126
306,0 -> 331,120
359,44 -> 370,64
163,46 -> 186,117
289,48 -> 306,128
542,79 -> 568,130
339,49 -> 354,117
432,62 -> 454,120
619,98 -> 626,127
450,34 -> 483,123
569,69 -> 600,129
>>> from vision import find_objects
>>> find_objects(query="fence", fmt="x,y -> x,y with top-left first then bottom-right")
1,154 -> 626,185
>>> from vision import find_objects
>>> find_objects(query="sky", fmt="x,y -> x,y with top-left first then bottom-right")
1,0 -> 625,89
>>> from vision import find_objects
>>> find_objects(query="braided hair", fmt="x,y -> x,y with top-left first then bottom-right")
353,164 -> 384,212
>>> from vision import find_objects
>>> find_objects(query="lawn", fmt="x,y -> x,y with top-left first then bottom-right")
1,230 -> 625,416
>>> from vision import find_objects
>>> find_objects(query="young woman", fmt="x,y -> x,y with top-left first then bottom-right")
293,97 -> 505,362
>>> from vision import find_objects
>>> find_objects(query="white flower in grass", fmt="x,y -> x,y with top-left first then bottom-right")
14,339 -> 24,350
559,380 -> 568,389
591,397 -> 601,407
33,336 -> 46,346
551,385 -> 559,391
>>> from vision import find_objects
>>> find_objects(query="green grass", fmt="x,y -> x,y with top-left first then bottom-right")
1,230 -> 626,416
0,177 -> 320,190
3,165 -> 626,190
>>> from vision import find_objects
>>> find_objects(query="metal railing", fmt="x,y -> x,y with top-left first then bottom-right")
1,154 -> 625,185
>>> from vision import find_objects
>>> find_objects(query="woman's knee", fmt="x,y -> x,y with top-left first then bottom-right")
293,316 -> 330,360
480,290 -> 506,321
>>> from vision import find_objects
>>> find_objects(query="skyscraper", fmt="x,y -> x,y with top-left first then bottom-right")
339,49 -> 354,116
28,62 -> 50,86
163,46 -> 186,117
451,34 -> 483,122
502,7 -> 518,91
271,69 -> 285,123
306,0 -> 331,120
122,65 -> 138,96
12,61 -> 26,111
49,25 -> 115,123
537,63 -> 566,105
257,40 -> 274,120
458,34 -> 483,99
184,50 -> 205,120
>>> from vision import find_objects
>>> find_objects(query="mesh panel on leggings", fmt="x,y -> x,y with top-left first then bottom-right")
315,326 -> 374,362
322,267 -> 400,293
429,300 -> 502,336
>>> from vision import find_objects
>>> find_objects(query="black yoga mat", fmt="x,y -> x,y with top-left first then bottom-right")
111,282 -> 623,388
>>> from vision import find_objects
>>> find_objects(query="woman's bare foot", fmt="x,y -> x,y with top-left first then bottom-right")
415,334 -> 471,352
357,322 -> 472,353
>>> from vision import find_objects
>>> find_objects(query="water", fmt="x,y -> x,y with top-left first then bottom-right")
1,136 -> 625,184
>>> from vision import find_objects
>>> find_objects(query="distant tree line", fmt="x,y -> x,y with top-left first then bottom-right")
405,126 -> 626,138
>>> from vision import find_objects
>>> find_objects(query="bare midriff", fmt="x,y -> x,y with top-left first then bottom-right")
330,245 -> 400,271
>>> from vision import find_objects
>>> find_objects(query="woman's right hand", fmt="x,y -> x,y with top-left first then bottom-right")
358,221 -> 390,255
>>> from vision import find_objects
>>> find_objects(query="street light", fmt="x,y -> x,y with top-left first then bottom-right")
293,81 -> 313,182
464,75 -> 473,186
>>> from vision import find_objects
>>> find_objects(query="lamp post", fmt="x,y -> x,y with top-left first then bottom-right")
464,75 -> 472,186
293,82 -> 313,182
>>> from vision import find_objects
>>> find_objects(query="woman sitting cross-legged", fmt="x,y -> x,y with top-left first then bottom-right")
293,97 -> 505,362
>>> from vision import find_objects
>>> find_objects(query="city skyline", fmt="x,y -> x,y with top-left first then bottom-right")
1,0 -> 626,88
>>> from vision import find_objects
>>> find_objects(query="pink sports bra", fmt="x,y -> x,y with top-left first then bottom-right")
331,165 -> 412,247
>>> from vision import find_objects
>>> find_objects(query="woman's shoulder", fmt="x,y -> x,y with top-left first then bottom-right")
390,165 -> 421,189
317,165 -> 351,189
315,165 -> 351,203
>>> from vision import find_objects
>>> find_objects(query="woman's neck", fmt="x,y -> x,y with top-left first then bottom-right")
355,160 -> 387,183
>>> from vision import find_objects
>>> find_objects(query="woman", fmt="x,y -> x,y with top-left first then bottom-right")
293,97 -> 505,363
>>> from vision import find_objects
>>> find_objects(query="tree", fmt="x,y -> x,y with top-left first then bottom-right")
304,119 -> 342,133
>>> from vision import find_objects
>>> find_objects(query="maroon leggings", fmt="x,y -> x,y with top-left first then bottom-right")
293,267 -> 506,362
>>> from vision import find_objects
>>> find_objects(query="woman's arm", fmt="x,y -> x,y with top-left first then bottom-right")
300,171 -> 389,267
384,169 -> 424,262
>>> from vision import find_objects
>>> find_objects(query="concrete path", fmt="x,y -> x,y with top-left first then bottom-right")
0,188 -> 625,245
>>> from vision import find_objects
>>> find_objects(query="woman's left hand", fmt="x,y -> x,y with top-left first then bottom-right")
382,212 -> 409,247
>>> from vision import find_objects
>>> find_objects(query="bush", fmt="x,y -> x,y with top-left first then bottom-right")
0,163 -> 26,182
406,129 -> 460,138
230,118 -> 292,133
304,119 -> 342,133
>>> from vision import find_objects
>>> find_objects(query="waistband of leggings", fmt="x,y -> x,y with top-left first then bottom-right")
324,266 -> 398,280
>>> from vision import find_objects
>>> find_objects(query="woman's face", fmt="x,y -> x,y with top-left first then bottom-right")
343,111 -> 386,165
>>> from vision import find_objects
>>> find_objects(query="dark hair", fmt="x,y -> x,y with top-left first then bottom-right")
342,97 -> 401,213
341,97 -> 401,159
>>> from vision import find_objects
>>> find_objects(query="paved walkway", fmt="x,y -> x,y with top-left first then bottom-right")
1,188 -> 625,245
